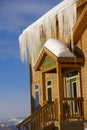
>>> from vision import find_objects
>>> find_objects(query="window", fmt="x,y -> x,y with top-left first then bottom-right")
47,80 -> 51,86
35,85 -> 39,109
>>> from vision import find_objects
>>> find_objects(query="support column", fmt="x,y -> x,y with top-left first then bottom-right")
56,62 -> 63,120
42,73 -> 46,105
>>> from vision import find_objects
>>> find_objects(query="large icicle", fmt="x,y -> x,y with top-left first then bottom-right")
19,0 -> 78,65
58,2 -> 77,44
19,32 -> 27,62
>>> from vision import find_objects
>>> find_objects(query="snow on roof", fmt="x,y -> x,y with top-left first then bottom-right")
44,39 -> 75,58
19,0 -> 79,63
23,0 -> 79,33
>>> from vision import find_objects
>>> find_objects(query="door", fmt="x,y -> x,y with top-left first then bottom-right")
66,71 -> 81,116
46,80 -> 52,102
66,78 -> 77,98
66,76 -> 79,115
72,81 -> 77,98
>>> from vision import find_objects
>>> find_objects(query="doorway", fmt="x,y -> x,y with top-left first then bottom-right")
66,78 -> 77,98
65,70 -> 81,115
46,80 -> 52,102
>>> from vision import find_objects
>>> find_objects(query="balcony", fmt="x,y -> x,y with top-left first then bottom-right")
62,97 -> 83,120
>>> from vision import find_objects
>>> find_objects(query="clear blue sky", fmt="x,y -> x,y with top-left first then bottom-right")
0,0 -> 61,120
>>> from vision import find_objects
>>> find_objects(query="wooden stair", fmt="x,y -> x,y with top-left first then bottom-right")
17,102 -> 55,130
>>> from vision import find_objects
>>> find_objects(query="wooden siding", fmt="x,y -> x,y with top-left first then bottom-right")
77,27 -> 87,119
31,70 -> 43,112
44,73 -> 58,101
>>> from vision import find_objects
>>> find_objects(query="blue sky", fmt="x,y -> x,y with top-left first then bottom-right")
0,0 -> 61,120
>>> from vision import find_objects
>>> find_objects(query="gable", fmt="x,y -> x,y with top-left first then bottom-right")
34,39 -> 76,71
41,55 -> 56,71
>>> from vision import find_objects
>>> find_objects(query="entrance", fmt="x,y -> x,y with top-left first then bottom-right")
46,80 -> 52,102
66,78 -> 77,98
66,70 -> 80,98
66,71 -> 81,115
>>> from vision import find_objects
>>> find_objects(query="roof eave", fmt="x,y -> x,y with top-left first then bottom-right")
58,57 -> 84,63
73,4 -> 87,44
77,0 -> 87,7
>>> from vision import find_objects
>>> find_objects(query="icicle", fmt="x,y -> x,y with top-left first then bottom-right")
45,17 -> 51,39
19,32 -> 27,62
26,25 -> 42,66
51,15 -> 56,38
58,12 -> 63,41
58,2 -> 76,46
19,0 -> 77,64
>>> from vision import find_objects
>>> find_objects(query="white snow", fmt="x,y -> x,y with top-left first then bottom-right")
19,0 -> 79,64
8,118 -> 18,122
1,124 -> 4,127
44,39 -> 75,57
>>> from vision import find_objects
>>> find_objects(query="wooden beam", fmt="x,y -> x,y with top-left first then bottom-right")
61,64 -> 81,68
58,57 -> 84,63
56,63 -> 63,120
41,65 -> 57,73
77,0 -> 87,7
73,5 -> 87,44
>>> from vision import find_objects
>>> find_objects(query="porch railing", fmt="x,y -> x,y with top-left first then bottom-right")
17,102 -> 55,130
62,97 -> 83,120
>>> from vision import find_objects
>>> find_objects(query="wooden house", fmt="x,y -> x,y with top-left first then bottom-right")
17,0 -> 87,130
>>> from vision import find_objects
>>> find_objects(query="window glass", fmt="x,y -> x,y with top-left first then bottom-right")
47,80 -> 51,86
35,85 -> 39,109
35,85 -> 38,89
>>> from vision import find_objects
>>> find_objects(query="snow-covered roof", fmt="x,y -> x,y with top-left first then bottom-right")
23,0 -> 79,32
19,0 -> 79,64
44,39 -> 75,58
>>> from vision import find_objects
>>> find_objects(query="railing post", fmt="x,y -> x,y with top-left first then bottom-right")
62,97 -> 83,120
17,126 -> 21,130
25,125 -> 29,130
54,99 -> 58,120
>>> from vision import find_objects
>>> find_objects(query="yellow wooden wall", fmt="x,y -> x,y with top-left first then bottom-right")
44,73 -> 58,101
31,70 -> 43,112
31,69 -> 58,111
77,27 -> 87,119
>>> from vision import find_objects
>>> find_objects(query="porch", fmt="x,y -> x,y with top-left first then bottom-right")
17,98 -> 83,130
17,39 -> 84,130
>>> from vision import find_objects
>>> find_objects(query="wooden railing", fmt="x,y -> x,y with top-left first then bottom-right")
16,98 -> 83,130
17,102 -> 55,130
62,97 -> 83,120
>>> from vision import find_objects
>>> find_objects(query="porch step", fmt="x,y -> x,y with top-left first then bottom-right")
60,121 -> 84,130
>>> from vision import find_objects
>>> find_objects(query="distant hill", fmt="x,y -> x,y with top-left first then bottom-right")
0,118 -> 24,130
